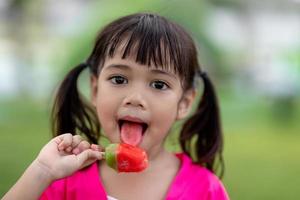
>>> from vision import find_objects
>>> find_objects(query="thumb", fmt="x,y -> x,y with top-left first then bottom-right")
76,149 -> 104,169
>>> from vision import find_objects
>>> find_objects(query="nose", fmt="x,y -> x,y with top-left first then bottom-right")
122,92 -> 147,110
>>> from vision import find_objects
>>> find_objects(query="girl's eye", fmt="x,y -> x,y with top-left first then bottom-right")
150,80 -> 169,90
109,76 -> 128,84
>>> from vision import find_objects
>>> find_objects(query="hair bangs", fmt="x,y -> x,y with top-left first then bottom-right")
104,14 -> 190,79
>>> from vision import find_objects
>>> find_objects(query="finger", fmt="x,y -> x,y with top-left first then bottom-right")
76,149 -> 104,169
53,133 -> 71,144
57,133 -> 73,151
71,135 -> 84,148
72,141 -> 90,155
66,146 -> 72,152
71,135 -> 84,154
91,144 -> 102,152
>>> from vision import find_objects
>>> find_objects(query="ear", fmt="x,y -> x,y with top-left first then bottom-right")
90,75 -> 98,107
176,89 -> 197,120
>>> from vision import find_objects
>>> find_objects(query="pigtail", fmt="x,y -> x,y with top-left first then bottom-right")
180,71 -> 224,178
51,63 -> 100,144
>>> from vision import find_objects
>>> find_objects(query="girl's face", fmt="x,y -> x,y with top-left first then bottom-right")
91,50 -> 195,156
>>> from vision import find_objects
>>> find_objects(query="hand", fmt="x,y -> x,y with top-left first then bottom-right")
2,133 -> 103,200
34,133 -> 104,182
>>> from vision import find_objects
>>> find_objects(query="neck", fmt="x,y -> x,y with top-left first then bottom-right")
142,143 -> 179,175
99,143 -> 181,200
147,143 -> 166,161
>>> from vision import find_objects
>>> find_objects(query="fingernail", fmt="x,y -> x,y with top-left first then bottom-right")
66,147 -> 72,152
91,144 -> 100,151
73,148 -> 79,154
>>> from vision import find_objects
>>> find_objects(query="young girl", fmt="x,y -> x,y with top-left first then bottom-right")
3,13 -> 229,200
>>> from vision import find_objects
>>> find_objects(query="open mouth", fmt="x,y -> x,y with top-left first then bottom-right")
117,115 -> 149,146
118,120 -> 148,135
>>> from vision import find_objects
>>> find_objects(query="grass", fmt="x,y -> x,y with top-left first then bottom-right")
223,132 -> 300,199
220,93 -> 300,199
0,95 -> 300,199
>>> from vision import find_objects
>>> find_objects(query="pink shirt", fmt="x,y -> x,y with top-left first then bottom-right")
40,153 -> 229,200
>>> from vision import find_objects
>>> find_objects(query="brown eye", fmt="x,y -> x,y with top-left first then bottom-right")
150,80 -> 169,90
110,76 -> 128,84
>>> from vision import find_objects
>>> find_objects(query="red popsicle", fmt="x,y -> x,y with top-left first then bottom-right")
105,143 -> 148,173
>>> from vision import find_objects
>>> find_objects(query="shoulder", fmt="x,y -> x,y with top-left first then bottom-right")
177,153 -> 222,186
167,153 -> 229,200
39,162 -> 107,200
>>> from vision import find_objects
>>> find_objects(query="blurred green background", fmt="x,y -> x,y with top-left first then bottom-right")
1,0 -> 300,199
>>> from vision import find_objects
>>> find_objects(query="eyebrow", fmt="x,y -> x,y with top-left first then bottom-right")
105,64 -> 131,71
105,64 -> 178,80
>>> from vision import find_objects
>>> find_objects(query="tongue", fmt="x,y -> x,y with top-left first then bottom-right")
120,122 -> 143,146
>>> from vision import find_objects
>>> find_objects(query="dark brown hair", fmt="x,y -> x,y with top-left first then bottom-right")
51,13 -> 224,177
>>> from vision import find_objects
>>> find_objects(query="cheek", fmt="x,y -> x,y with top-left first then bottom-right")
96,99 -> 112,121
95,82 -> 116,115
95,88 -> 118,134
150,97 -> 179,136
